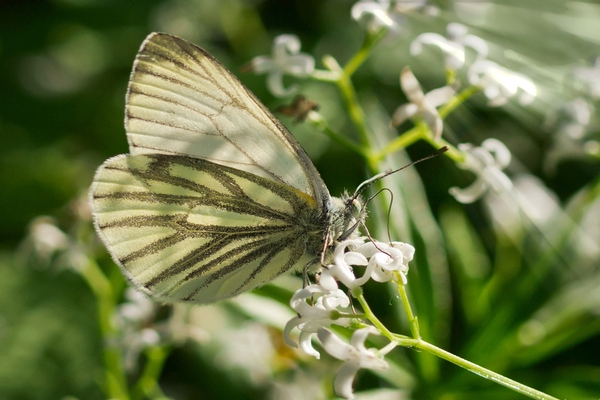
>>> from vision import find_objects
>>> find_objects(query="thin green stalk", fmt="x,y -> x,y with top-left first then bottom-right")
373,125 -> 424,163
336,72 -> 371,147
344,28 -> 388,77
396,281 -> 420,340
307,113 -> 370,157
320,30 -> 388,151
80,258 -> 129,400
131,346 -> 171,400
439,86 -> 481,119
354,288 -> 395,342
415,340 -> 560,400
422,134 -> 465,163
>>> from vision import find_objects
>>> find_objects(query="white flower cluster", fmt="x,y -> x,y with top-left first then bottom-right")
410,22 -> 536,107
399,23 -> 535,141
112,288 -> 162,371
351,0 -> 438,34
449,138 -> 513,203
392,67 -> 455,140
284,239 -> 414,399
411,22 -> 488,70
405,23 -> 532,202
247,34 -> 315,97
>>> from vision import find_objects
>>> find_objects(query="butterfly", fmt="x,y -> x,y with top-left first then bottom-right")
89,32 -> 365,304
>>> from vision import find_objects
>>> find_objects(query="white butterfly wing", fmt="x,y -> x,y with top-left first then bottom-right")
89,33 -> 341,303
125,32 -> 330,208
91,154 -> 323,303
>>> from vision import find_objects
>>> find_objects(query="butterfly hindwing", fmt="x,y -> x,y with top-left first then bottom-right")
91,153 -> 324,303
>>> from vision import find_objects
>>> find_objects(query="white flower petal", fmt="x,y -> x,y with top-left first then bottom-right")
393,242 -> 415,262
449,178 -> 489,204
446,22 -> 468,40
140,328 -> 160,346
334,362 -> 361,400
350,326 -> 379,349
299,331 -> 320,359
344,251 -> 369,266
400,67 -> 425,104
267,71 -> 296,97
469,60 -> 536,106
283,316 -> 301,347
274,34 -> 301,56
285,54 -> 315,76
424,85 -> 456,107
482,138 -> 511,168
412,23 -> 486,70
462,34 -> 489,59
482,167 -> 513,193
318,328 -> 354,360
328,261 -> 358,288
318,269 -> 340,291
250,56 -> 275,73
352,0 -> 397,30
391,103 -> 419,126
422,104 -> 443,139
410,32 -> 448,55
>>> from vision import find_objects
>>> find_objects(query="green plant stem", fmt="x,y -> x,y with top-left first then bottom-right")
336,70 -> 371,147
80,258 -> 129,400
439,86 -> 481,119
396,281 -> 420,339
373,125 -> 423,163
392,275 -> 559,400
357,281 -> 558,399
354,289 -> 395,341
413,340 -> 560,400
307,113 -> 370,157
344,28 -> 388,77
320,29 -> 387,154
131,346 -> 172,400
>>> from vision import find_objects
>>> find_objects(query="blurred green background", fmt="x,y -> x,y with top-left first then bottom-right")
1,1 -> 599,399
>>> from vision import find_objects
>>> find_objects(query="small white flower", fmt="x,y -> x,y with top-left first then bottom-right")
283,284 -> 350,358
392,67 -> 455,140
468,60 -> 536,106
571,56 -> 600,99
449,138 -> 513,203
317,326 -> 389,400
545,98 -> 593,140
355,241 -> 415,285
352,0 -> 402,32
352,0 -> 437,34
25,216 -> 69,264
112,288 -> 161,371
326,238 -> 416,288
116,288 -> 156,323
411,23 -> 488,70
544,98 -> 596,173
326,239 -> 369,289
248,34 -> 315,97
284,238 -> 416,358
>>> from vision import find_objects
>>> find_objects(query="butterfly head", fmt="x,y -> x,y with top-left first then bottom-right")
329,193 -> 366,246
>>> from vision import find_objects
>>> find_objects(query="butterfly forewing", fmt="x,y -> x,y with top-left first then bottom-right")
125,33 -> 330,208
91,153 -> 324,303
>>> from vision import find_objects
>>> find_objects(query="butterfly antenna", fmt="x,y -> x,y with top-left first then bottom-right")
351,146 -> 449,201
368,187 -> 395,244
359,220 -> 392,259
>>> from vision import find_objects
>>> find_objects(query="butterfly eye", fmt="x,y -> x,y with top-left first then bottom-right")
351,198 -> 362,214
